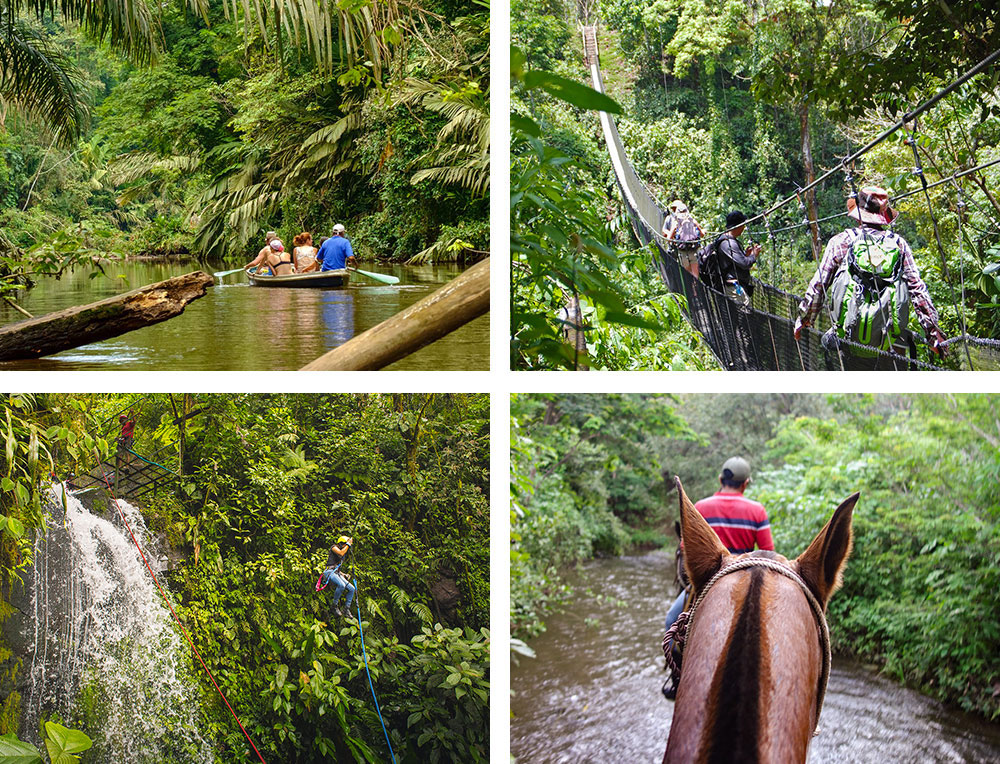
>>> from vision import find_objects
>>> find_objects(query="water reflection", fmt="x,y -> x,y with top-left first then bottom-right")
0,260 -> 487,370
320,290 -> 356,347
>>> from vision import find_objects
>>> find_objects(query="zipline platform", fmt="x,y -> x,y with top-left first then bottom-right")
66,397 -> 181,501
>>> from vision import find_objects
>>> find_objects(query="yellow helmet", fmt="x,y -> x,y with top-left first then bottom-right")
338,536 -> 351,544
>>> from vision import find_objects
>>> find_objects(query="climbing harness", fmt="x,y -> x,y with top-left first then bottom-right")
87,467 -> 268,764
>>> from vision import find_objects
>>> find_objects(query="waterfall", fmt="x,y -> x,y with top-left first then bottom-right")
19,484 -> 214,762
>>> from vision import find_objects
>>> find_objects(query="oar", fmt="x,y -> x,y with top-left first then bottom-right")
349,267 -> 399,285
213,267 -> 245,280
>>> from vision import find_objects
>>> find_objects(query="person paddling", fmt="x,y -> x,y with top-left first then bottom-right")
317,535 -> 356,617
316,224 -> 357,272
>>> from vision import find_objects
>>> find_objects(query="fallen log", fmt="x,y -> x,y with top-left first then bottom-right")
0,271 -> 214,360
300,257 -> 490,371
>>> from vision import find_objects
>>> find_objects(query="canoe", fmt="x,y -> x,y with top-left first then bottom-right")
245,266 -> 350,288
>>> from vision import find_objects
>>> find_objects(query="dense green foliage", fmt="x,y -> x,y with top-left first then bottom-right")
512,0 -> 1000,369
1,393 -> 489,762
0,0 -> 488,309
511,393 -> 1000,720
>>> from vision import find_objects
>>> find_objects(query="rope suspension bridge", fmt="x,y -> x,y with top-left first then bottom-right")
580,25 -> 1000,371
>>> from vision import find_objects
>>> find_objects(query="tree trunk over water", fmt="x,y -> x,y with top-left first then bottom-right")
300,258 -> 489,371
0,271 -> 214,361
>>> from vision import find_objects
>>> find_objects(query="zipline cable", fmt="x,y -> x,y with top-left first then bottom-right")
354,576 -> 398,764
91,467 -> 268,764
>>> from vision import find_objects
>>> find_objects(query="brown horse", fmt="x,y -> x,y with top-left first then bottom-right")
663,478 -> 858,764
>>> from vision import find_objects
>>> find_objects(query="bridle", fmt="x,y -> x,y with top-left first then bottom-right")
662,556 -> 832,730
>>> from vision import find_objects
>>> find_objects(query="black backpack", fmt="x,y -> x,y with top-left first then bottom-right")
697,236 -> 725,289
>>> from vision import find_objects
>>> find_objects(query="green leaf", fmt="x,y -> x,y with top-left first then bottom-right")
511,114 -> 541,138
1,478 -> 13,492
43,722 -> 92,764
0,734 -> 42,764
522,71 -> 622,114
603,311 -> 666,332
4,516 -> 24,539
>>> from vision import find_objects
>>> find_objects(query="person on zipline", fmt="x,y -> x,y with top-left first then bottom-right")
663,200 -> 705,278
710,211 -> 761,306
319,536 -> 356,617
661,457 -> 773,699
793,186 -> 947,357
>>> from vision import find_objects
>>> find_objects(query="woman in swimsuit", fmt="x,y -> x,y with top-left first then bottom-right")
262,239 -> 295,275
293,232 -> 319,273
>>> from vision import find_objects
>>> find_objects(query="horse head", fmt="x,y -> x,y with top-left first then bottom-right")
664,477 -> 858,764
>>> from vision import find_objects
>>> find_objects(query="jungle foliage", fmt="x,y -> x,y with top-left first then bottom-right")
511,393 -> 1000,720
511,0 -> 1000,369
0,0 -> 488,306
0,393 -> 489,763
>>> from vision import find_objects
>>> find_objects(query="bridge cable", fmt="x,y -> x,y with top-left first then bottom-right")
904,127 -> 974,368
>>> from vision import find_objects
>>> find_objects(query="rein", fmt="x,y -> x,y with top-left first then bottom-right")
662,556 -> 832,729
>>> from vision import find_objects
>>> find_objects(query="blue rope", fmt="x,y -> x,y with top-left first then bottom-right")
125,447 -> 180,476
355,580 -> 397,764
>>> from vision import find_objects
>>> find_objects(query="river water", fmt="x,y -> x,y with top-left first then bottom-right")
510,552 -> 1000,763
0,260 -> 488,370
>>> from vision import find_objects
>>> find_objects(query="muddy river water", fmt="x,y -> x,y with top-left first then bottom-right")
0,259 -> 487,370
511,552 -> 1000,763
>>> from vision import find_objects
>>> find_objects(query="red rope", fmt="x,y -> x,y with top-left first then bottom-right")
93,468 -> 267,763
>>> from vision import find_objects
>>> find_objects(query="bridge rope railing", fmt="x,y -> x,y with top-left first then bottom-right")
582,24 -> 1000,370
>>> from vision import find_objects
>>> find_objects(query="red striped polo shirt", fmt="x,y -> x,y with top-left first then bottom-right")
694,491 -> 773,554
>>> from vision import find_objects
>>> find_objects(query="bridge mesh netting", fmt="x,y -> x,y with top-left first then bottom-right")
582,26 -> 1000,371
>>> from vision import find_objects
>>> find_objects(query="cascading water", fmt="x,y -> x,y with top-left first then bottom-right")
18,484 -> 214,762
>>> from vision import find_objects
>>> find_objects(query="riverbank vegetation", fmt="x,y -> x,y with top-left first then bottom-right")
1,393 -> 489,762
511,393 -> 1000,720
0,0 -> 488,308
511,0 -> 1000,369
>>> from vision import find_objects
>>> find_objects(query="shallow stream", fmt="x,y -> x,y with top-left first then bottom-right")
510,552 -> 1000,763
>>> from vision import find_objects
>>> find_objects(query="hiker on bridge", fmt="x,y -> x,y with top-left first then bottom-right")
662,200 -> 705,278
792,186 -> 947,357
701,211 -> 761,305
319,535 -> 356,617
662,457 -> 773,699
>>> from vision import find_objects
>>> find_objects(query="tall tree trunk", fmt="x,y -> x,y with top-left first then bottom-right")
799,103 -> 821,261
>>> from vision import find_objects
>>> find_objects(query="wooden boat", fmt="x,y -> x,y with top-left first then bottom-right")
245,266 -> 350,288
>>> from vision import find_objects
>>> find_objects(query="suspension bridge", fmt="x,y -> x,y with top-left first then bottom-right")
581,25 -> 1000,371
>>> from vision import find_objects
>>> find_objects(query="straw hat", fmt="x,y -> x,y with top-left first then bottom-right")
669,200 -> 688,213
847,186 -> 898,226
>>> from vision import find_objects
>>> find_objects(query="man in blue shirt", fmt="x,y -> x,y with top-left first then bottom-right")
317,223 -> 357,271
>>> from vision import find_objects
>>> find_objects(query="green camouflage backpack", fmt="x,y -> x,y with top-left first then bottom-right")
828,231 -> 910,351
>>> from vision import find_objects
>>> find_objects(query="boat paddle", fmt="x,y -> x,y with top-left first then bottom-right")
213,267 -> 245,280
349,267 -> 400,285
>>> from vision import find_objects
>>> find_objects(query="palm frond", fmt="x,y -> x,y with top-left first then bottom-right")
0,14 -> 84,139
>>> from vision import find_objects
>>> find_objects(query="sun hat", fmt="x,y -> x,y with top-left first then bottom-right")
265,230 -> 277,241
847,185 -> 898,226
669,200 -> 688,213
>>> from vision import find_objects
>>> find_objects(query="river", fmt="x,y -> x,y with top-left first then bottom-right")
510,552 -> 1000,763
0,259 -> 488,370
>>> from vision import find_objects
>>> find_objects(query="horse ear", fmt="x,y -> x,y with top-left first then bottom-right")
795,492 -> 859,609
676,477 -> 728,596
